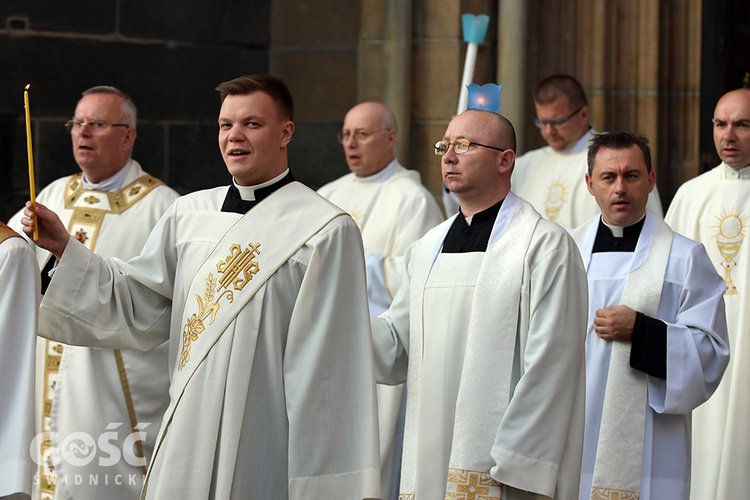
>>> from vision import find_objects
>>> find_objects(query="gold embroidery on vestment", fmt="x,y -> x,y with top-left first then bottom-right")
544,180 -> 567,222
75,228 -> 88,244
446,467 -> 502,500
179,242 -> 261,370
217,243 -> 261,291
591,486 -> 640,499
713,208 -> 747,295
38,172 -> 164,495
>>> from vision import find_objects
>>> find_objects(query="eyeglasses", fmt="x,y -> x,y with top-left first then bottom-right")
533,106 -> 584,129
434,139 -> 506,156
65,119 -> 130,134
337,128 -> 390,144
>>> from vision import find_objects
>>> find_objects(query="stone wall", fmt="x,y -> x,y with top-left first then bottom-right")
1,1 -> 272,221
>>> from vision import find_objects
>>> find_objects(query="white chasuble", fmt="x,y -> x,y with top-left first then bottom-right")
8,160 -> 178,500
373,192 -> 588,500
38,182 -> 380,500
574,212 -> 729,500
665,163 -> 750,500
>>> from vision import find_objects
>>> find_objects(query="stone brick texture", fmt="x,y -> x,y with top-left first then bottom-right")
1,0 -> 355,222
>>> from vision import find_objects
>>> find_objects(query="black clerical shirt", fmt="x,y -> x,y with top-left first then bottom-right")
441,199 -> 503,253
592,216 -> 667,379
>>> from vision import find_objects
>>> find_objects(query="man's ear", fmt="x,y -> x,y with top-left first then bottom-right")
497,149 -> 516,176
280,120 -> 295,147
122,127 -> 137,151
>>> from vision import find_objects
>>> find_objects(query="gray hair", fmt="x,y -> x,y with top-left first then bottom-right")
81,85 -> 137,126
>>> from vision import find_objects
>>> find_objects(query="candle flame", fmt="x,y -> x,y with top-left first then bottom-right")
25,83 -> 30,91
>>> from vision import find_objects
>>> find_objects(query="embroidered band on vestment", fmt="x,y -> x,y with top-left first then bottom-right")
582,214 -> 673,500
39,173 -> 163,495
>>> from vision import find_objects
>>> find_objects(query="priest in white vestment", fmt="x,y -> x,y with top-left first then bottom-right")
0,222 -> 39,499
319,102 -> 444,499
371,109 -> 588,499
21,74 -> 380,500
512,75 -> 662,230
665,88 -> 750,500
572,131 -> 729,500
7,86 -> 178,500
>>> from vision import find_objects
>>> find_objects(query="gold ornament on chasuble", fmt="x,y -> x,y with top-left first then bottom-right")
179,242 -> 262,370
713,208 -> 748,295
544,180 -> 568,222
63,173 -> 163,250
37,173 -> 163,497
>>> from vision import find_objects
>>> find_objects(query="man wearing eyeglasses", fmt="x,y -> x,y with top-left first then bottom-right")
8,85 -> 178,500
371,109 -> 588,499
318,101 -> 443,499
512,74 -> 662,230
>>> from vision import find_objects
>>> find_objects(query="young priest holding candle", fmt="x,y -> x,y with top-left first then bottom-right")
20,74 -> 380,499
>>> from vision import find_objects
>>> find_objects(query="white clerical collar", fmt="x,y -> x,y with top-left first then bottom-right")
602,212 -> 646,238
234,168 -> 290,201
562,126 -> 596,155
353,158 -> 398,183
722,162 -> 750,180
82,160 -> 133,192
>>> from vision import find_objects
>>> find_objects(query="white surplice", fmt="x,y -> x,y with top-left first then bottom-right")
0,231 -> 39,498
8,160 -> 178,500
37,182 -> 380,499
573,213 -> 729,500
372,192 -> 588,500
665,163 -> 750,500
512,130 -> 663,230
318,159 -> 444,498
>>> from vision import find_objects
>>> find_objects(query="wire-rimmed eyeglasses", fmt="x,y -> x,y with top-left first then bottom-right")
65,119 -> 130,134
434,139 -> 507,156
532,106 -> 584,129
336,128 -> 391,144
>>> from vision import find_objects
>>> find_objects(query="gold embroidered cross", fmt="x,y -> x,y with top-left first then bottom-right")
455,473 -> 490,500
217,242 -> 261,291
448,468 -> 501,500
